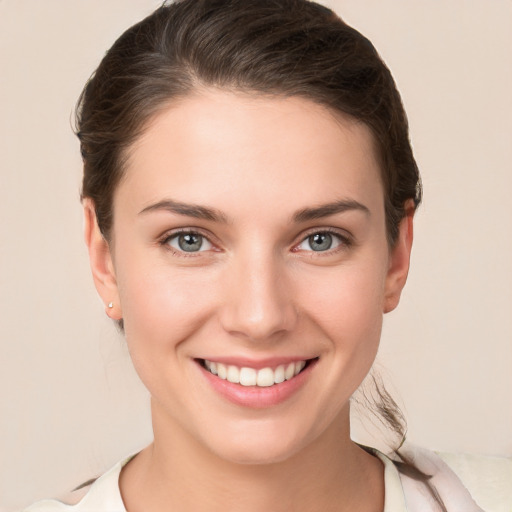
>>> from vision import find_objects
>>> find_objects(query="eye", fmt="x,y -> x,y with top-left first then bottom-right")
165,231 -> 213,253
296,231 -> 347,252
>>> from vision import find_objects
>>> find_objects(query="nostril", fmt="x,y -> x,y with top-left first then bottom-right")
218,268 -> 298,341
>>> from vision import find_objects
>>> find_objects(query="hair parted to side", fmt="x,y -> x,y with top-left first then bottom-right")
77,0 -> 421,246
76,0 -> 442,506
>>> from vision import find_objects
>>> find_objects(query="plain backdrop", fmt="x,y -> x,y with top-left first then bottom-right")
1,0 -> 511,510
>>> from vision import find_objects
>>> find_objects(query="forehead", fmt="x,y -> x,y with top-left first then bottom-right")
117,89 -> 384,218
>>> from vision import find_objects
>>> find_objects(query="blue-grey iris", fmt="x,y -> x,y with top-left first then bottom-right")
178,233 -> 203,252
308,233 -> 332,251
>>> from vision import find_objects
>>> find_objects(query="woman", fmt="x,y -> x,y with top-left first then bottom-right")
24,0 -> 484,510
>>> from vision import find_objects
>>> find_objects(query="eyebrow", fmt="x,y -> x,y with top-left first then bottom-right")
292,199 -> 370,223
139,199 -> 229,223
139,197 -> 369,224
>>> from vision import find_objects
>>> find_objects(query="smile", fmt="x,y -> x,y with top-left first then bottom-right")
202,359 -> 309,387
197,357 -> 319,408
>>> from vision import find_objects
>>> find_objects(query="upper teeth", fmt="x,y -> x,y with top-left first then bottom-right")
204,360 -> 307,387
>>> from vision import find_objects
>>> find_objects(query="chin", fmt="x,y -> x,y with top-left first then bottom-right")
201,418 -> 315,466
212,439 -> 304,466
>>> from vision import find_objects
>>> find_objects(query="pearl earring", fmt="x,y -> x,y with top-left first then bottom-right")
108,302 -> 113,309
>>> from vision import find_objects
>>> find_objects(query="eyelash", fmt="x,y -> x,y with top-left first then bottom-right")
159,228 -> 215,257
293,228 -> 353,256
158,227 -> 353,257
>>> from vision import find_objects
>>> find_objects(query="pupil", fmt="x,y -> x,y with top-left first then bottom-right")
178,233 -> 202,252
310,233 -> 332,251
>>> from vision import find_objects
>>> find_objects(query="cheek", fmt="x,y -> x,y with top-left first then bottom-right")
298,262 -> 386,334
296,261 -> 387,385
114,264 -> 223,414
115,252 -> 219,359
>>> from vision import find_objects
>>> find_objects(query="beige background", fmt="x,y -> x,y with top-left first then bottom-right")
1,0 -> 511,510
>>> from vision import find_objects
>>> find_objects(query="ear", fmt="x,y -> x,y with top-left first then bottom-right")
83,199 -> 122,320
383,201 -> 415,314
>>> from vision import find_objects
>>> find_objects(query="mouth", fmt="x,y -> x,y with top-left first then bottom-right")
198,358 -> 317,388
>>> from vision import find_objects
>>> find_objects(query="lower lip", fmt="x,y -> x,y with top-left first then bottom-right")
197,359 -> 317,409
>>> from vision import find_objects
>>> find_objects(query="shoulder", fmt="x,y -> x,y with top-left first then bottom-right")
22,456 -> 132,512
396,444 -> 511,512
436,449 -> 512,512
361,445 -> 484,512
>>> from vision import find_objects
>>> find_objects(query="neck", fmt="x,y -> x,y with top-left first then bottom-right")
120,400 -> 384,512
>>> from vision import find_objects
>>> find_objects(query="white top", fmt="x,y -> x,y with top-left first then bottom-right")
23,447 -> 486,512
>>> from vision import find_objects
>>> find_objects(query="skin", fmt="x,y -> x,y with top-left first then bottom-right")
84,89 -> 414,512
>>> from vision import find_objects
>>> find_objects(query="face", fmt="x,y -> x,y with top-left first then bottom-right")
86,89 -> 412,465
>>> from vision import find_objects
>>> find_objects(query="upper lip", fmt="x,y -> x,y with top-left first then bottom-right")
196,356 -> 318,370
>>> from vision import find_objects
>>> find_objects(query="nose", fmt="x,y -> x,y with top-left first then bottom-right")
219,248 -> 298,343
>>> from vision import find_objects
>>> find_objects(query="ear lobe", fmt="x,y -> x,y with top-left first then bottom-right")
83,199 -> 122,320
383,202 -> 415,314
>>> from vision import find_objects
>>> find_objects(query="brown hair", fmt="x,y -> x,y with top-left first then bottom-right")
76,0 -> 442,506
77,0 -> 421,245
